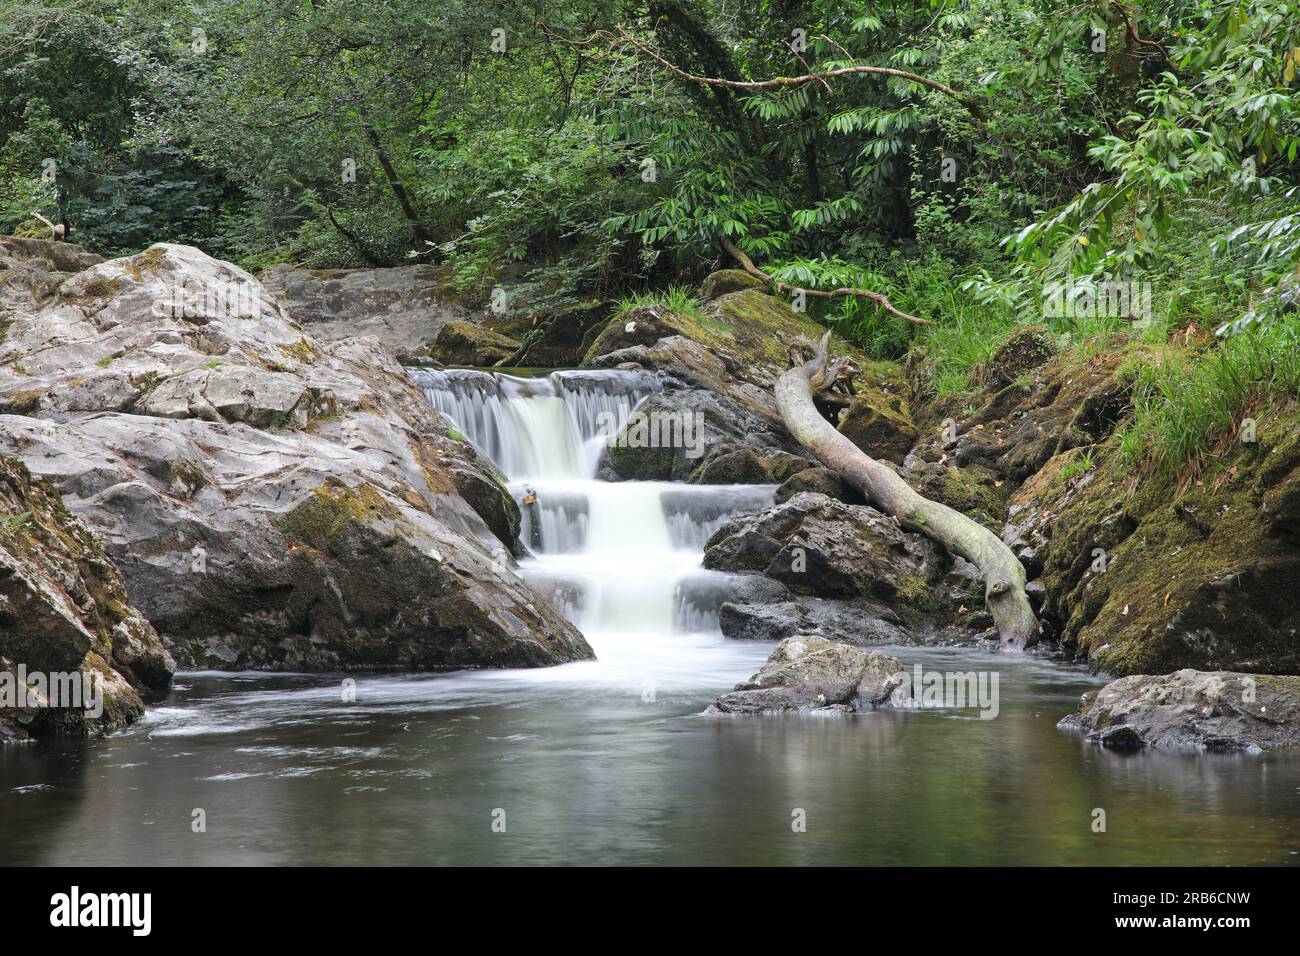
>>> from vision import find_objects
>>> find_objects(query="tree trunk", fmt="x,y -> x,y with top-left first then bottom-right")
775,334 -> 1040,650
362,122 -> 434,246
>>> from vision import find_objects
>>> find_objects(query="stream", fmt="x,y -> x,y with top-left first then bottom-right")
2,369 -> 1298,865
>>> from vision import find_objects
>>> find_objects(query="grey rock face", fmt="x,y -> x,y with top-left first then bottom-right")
703,492 -> 949,602
1,454 -> 173,740
259,263 -> 465,352
1058,669 -> 1300,751
719,598 -> 910,645
0,242 -> 591,671
710,636 -> 907,714
604,385 -> 812,484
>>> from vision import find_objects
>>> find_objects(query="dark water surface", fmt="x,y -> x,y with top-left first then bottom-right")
3,644 -> 1299,866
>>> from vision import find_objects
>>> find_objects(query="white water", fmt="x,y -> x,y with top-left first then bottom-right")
409,368 -> 777,687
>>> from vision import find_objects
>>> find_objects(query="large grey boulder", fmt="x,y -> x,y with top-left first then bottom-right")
0,241 -> 590,671
710,636 -> 907,714
1058,669 -> 1300,751
1,454 -> 173,740
259,263 -> 464,352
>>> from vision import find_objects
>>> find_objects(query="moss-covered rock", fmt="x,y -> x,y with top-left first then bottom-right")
775,466 -> 864,505
976,325 -> 1056,389
836,364 -> 918,464
1008,412 -> 1300,676
425,320 -> 519,366
509,300 -> 612,367
0,455 -> 173,740
583,287 -> 865,424
699,269 -> 768,301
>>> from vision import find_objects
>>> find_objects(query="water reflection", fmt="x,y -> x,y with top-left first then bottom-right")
3,646 -> 1298,866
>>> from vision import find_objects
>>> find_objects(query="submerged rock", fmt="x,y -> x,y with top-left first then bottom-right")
1,455 -> 173,740
0,240 -> 591,672
1059,669 -> 1300,751
710,636 -> 906,714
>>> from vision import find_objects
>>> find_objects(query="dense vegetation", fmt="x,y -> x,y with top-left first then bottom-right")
2,0 -> 1297,475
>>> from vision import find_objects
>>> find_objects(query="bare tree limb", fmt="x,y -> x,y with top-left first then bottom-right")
722,236 -> 928,325
614,26 -> 985,118
538,23 -> 984,118
776,332 -> 1040,651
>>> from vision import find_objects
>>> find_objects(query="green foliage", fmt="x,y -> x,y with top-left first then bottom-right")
614,285 -> 707,323
1119,319 -> 1300,475
2,0 -> 1298,482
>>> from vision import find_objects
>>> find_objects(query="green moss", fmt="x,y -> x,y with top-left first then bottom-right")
126,246 -> 167,280
898,572 -> 931,606
0,388 -> 43,413
64,275 -> 127,306
1036,413 -> 1300,675
276,479 -> 404,551
279,338 -> 316,363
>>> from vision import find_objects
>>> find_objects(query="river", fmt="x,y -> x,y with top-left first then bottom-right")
2,369 -> 1297,866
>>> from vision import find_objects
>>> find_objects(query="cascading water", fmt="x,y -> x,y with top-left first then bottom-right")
409,367 -> 777,686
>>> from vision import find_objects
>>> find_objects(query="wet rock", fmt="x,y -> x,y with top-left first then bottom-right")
775,466 -> 864,505
605,386 -> 813,483
0,242 -> 591,672
1059,669 -> 1300,751
1,455 -> 173,739
703,492 -> 949,606
424,320 -> 519,366
710,637 -> 906,714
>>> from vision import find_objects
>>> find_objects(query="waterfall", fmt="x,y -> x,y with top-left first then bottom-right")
409,368 -> 658,481
410,366 -> 775,655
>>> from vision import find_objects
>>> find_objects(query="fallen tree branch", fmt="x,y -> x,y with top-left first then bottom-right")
539,23 -> 984,119
614,26 -> 984,119
722,236 -> 928,325
1108,1 -> 1178,74
776,332 -> 1040,650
